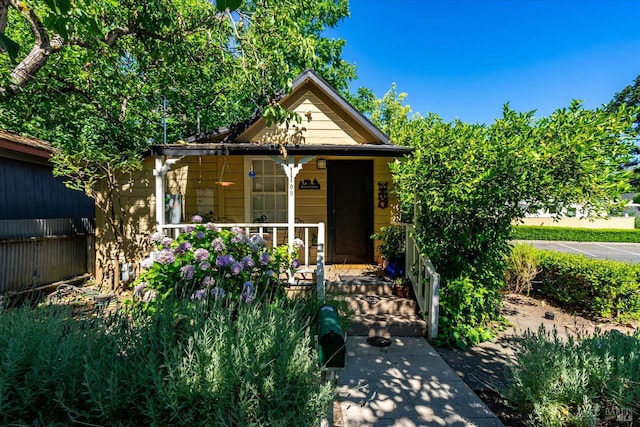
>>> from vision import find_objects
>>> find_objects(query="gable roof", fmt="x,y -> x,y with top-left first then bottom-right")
150,69 -> 411,158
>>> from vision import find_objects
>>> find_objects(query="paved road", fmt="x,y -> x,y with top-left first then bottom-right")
517,240 -> 640,263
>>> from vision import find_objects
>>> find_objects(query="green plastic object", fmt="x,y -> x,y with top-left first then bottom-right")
317,305 -> 345,368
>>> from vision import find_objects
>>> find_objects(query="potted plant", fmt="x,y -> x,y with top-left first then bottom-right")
370,225 -> 405,279
392,277 -> 413,298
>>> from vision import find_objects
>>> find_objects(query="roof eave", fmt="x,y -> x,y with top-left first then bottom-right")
148,143 -> 412,158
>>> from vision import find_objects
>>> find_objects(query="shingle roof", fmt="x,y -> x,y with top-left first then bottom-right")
0,129 -> 53,159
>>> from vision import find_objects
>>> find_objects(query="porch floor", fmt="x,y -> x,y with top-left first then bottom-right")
294,263 -> 391,284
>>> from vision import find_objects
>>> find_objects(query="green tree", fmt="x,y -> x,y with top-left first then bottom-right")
369,87 -> 639,347
609,74 -> 640,129
0,0 -> 354,290
608,75 -> 640,190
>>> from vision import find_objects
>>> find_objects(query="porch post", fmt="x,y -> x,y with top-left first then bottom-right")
271,155 -> 314,249
152,157 -> 180,233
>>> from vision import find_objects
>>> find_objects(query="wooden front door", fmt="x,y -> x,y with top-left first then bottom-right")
327,160 -> 373,264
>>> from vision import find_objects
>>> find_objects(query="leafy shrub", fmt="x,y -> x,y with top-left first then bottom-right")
535,250 -> 640,322
370,224 -> 406,260
132,216 -> 303,307
0,298 -> 332,426
513,225 -> 640,243
436,276 -> 503,349
504,326 -> 640,426
504,243 -> 540,295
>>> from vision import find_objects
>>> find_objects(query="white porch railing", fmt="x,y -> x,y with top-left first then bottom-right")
405,224 -> 440,341
159,222 -> 327,300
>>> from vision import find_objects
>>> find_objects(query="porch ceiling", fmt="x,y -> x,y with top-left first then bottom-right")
148,143 -> 412,158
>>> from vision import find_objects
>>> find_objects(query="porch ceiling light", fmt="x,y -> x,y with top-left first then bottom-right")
316,158 -> 326,169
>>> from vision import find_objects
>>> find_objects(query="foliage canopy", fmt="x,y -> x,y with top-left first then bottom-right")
367,86 -> 639,347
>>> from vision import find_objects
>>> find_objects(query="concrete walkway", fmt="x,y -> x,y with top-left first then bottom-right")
315,265 -> 503,426
335,336 -> 504,427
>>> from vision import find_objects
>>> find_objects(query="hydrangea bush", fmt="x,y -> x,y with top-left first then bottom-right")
132,216 -> 303,305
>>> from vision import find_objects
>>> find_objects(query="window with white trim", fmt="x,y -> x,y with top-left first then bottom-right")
249,158 -> 287,223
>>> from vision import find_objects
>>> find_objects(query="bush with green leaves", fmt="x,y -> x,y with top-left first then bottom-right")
435,276 -> 503,349
370,224 -> 406,260
514,225 -> 640,243
504,326 -> 640,426
363,85 -> 638,346
0,297 -> 332,426
535,250 -> 640,323
504,243 -> 540,295
132,215 -> 303,306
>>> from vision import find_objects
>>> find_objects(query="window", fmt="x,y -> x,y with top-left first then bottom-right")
248,158 -> 287,223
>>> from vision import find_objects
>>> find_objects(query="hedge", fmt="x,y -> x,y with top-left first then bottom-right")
513,225 -> 640,243
533,250 -> 640,323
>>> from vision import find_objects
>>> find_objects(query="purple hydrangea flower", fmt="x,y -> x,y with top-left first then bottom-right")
174,242 -> 193,256
210,287 -> 225,299
150,231 -> 165,243
190,288 -> 207,300
259,252 -> 270,266
293,238 -> 305,250
140,257 -> 154,269
191,215 -> 203,224
199,261 -> 211,271
133,282 -> 146,299
205,223 -> 218,231
241,281 -> 255,303
216,254 -> 234,267
202,276 -> 215,287
195,230 -> 205,240
241,255 -> 255,268
250,234 -> 266,247
211,237 -> 226,252
155,249 -> 175,265
230,262 -> 243,275
180,264 -> 195,280
266,269 -> 274,277
292,259 -> 301,269
194,248 -> 210,261
161,237 -> 173,247
142,289 -> 157,302
181,225 -> 196,233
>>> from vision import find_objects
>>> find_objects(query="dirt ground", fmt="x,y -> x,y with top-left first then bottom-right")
434,293 -> 639,426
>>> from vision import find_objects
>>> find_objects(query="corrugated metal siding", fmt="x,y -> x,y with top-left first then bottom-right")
0,235 -> 91,293
0,218 -> 94,240
0,218 -> 94,293
0,157 -> 94,220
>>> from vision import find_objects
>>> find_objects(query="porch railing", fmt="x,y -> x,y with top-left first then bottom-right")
405,224 -> 439,340
159,222 -> 326,299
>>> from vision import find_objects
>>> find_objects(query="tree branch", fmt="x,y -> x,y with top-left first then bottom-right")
0,1 -> 64,99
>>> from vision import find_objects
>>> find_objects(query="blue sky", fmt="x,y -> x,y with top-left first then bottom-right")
328,0 -> 640,124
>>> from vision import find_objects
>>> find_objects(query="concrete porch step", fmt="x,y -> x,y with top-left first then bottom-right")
347,312 -> 427,337
340,294 -> 420,316
326,282 -> 394,296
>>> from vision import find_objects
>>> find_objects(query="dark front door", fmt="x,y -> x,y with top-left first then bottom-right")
327,160 -> 373,264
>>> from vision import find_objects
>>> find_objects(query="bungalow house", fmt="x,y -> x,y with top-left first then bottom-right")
96,69 -> 412,289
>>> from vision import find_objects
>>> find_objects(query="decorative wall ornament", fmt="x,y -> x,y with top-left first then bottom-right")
378,181 -> 389,208
299,178 -> 321,190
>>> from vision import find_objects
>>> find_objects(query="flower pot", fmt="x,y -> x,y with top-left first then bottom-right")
393,284 -> 412,298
